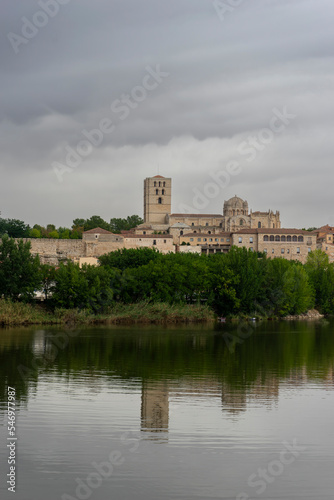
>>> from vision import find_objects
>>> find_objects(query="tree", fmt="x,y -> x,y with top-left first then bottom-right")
0,218 -> 30,238
0,236 -> 41,301
83,216 -> 110,232
109,215 -> 143,233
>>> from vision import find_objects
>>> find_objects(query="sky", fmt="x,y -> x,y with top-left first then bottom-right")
1,0 -> 334,229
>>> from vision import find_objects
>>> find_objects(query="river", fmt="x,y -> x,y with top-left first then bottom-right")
1,319 -> 334,499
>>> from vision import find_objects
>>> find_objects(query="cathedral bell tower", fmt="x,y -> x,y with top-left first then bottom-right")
143,175 -> 171,224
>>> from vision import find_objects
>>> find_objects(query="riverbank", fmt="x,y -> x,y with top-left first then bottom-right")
0,299 -> 215,326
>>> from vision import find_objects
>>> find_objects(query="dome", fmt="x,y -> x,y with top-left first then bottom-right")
224,196 -> 247,209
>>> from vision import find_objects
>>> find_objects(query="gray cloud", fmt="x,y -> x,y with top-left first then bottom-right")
1,0 -> 334,228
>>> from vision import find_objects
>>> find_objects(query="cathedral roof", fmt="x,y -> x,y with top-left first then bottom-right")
224,196 -> 248,208
83,227 -> 112,234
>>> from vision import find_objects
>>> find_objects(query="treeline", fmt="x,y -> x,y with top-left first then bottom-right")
1,236 -> 334,317
0,215 -> 143,239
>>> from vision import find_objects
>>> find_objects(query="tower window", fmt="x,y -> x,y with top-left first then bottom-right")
154,181 -> 156,187
156,189 -> 159,195
158,198 -> 162,204
162,189 -> 165,195
258,222 -> 261,228
159,181 -> 161,187
163,181 -> 166,187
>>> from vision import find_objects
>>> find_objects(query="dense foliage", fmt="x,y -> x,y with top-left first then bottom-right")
0,214 -> 143,240
1,239 -> 334,317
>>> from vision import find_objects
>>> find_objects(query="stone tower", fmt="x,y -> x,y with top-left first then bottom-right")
143,175 -> 171,224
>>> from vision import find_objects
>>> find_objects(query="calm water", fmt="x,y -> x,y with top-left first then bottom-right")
1,320 -> 334,500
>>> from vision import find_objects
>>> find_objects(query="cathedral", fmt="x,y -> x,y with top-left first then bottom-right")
135,175 -> 281,242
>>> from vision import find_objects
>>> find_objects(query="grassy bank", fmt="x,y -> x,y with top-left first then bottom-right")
0,299 -> 215,327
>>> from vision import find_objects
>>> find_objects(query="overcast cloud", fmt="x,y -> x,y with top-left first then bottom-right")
1,0 -> 333,228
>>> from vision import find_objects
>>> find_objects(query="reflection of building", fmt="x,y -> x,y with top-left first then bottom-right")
141,383 -> 169,433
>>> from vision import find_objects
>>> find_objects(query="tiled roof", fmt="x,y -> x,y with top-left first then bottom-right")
83,227 -> 112,234
182,232 -> 232,238
153,175 -> 165,178
170,214 -> 223,218
124,234 -> 173,239
236,228 -> 314,235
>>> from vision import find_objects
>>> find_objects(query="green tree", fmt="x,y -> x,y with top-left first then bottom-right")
83,216 -> 110,232
109,215 -> 143,233
29,228 -> 41,238
0,218 -> 30,238
0,236 -> 41,301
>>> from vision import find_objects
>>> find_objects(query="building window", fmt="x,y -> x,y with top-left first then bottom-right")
163,181 -> 165,187
270,235 -> 274,241
292,236 -> 297,242
287,236 -> 291,242
287,249 -> 290,254
209,238 -> 213,242
158,197 -> 162,204
308,247 -> 311,253
281,235 -> 286,242
156,189 -> 159,195
180,231 -> 183,236
143,231 -> 146,235
159,181 -> 161,187
226,238 -> 230,242
154,181 -> 156,187
297,247 -> 300,254
206,223 -> 209,226
153,240 -> 157,245
240,219 -> 243,226
275,235 -> 280,242
197,238 -> 201,242
221,238 -> 224,242
272,249 -> 275,254
298,236 -> 304,242
190,238 -> 194,242
250,247 -> 253,252
264,248 -> 267,253
208,231 -> 211,234
95,235 -> 98,239
258,222 -> 261,228
215,238 -> 218,242
281,248 -> 285,254
264,235 -> 269,241
273,224 -> 275,228
192,223 -> 194,226
238,237 -> 242,243
250,237 -> 253,243
162,189 -> 165,195
204,238 -> 207,242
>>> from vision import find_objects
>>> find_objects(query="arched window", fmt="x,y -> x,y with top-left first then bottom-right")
159,181 -> 161,187
158,197 -> 162,204
154,181 -> 156,187
292,236 -> 297,242
273,224 -> 275,228
163,181 -> 166,187
156,189 -> 159,195
270,235 -> 274,241
162,189 -> 165,195
180,230 -> 183,236
275,235 -> 280,242
298,236 -> 304,242
258,222 -> 261,228
263,235 -> 269,241
287,236 -> 291,242
240,219 -> 243,226
281,235 -> 286,242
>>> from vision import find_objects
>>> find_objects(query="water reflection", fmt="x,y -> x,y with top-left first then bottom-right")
1,319 -> 334,422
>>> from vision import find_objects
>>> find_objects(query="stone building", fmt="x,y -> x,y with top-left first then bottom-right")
138,175 -> 280,243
